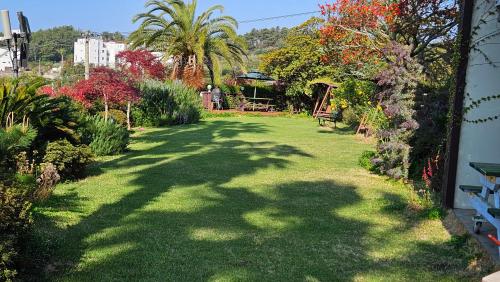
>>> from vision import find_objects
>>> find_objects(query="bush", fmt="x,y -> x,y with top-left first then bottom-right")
222,93 -> 242,109
169,81 -> 202,124
333,78 -> 378,107
100,109 -> 127,126
342,107 -> 360,127
359,151 -> 377,172
0,126 -> 37,174
80,115 -> 129,156
42,139 -> 94,180
0,183 -> 32,281
134,80 -> 202,126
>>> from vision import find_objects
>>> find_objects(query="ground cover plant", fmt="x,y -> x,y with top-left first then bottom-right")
33,117 -> 489,281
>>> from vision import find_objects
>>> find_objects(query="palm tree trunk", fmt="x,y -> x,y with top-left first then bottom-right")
206,58 -> 215,86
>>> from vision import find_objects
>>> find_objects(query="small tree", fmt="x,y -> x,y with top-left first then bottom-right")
116,50 -> 166,81
71,67 -> 139,123
117,50 -> 166,129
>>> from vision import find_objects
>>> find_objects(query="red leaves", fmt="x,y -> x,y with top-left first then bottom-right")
116,50 -> 166,82
38,85 -> 56,97
70,67 -> 139,108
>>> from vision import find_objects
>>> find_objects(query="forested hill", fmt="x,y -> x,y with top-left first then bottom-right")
242,27 -> 289,55
28,26 -> 126,62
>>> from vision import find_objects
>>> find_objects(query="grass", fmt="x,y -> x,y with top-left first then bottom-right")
33,117 -> 484,281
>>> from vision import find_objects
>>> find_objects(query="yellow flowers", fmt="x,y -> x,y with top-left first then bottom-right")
340,99 -> 348,109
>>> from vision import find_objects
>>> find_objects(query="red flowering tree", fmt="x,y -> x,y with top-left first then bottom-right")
71,67 -> 139,124
116,50 -> 166,129
319,0 -> 399,70
319,0 -> 458,75
116,50 -> 166,81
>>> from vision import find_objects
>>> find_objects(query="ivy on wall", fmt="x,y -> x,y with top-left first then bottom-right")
463,0 -> 500,124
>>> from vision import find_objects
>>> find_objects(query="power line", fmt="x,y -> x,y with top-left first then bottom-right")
238,11 -> 321,24
118,10 -> 322,33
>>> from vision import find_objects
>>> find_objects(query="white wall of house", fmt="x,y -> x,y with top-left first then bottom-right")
455,0 -> 500,208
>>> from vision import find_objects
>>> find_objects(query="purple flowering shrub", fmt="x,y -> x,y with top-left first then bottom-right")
373,42 -> 422,179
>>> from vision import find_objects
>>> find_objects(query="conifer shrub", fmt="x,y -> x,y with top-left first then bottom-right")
42,139 -> 94,180
80,115 -> 130,156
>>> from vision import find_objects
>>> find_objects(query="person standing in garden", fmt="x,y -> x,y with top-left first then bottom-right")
212,86 -> 222,110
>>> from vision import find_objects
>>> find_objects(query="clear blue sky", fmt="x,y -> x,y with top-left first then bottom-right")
1,0 -> 321,34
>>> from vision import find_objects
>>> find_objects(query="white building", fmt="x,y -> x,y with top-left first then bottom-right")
0,48 -> 13,72
74,38 -> 126,68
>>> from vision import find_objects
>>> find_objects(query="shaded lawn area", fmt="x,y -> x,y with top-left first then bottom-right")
34,117 -> 477,281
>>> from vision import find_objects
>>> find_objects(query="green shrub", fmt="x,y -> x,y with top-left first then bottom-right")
169,81 -> 202,125
342,107 -> 360,127
333,78 -> 378,107
0,126 -> 37,174
0,183 -> 32,281
100,109 -> 127,126
0,78 -> 83,145
134,80 -> 202,126
359,151 -> 377,172
223,94 -> 241,109
80,115 -> 129,156
42,139 -> 94,180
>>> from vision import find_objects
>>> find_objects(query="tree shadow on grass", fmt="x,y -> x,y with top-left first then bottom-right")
33,119 -> 477,281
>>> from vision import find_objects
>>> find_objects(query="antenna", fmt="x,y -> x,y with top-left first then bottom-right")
0,10 -> 32,77
1,10 -> 12,40
17,12 -> 31,41
17,12 -> 31,68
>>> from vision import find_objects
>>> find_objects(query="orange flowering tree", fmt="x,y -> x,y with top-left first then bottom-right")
319,0 -> 399,71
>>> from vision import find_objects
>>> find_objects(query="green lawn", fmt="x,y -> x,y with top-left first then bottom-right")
35,117 -> 478,281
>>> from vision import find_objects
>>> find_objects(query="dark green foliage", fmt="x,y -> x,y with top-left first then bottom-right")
0,183 -> 32,281
0,126 -> 37,174
80,115 -> 129,156
0,77 -> 82,145
260,18 -> 336,111
29,26 -> 81,62
42,140 -> 94,180
134,80 -> 202,126
243,27 -> 289,54
359,151 -> 377,172
219,84 -> 244,109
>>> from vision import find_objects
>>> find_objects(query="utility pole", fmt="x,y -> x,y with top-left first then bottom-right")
83,31 -> 91,79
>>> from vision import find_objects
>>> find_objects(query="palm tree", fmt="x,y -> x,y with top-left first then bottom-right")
129,0 -> 247,86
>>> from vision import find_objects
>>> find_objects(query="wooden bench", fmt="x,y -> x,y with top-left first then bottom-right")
316,106 -> 340,127
244,100 -> 275,112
